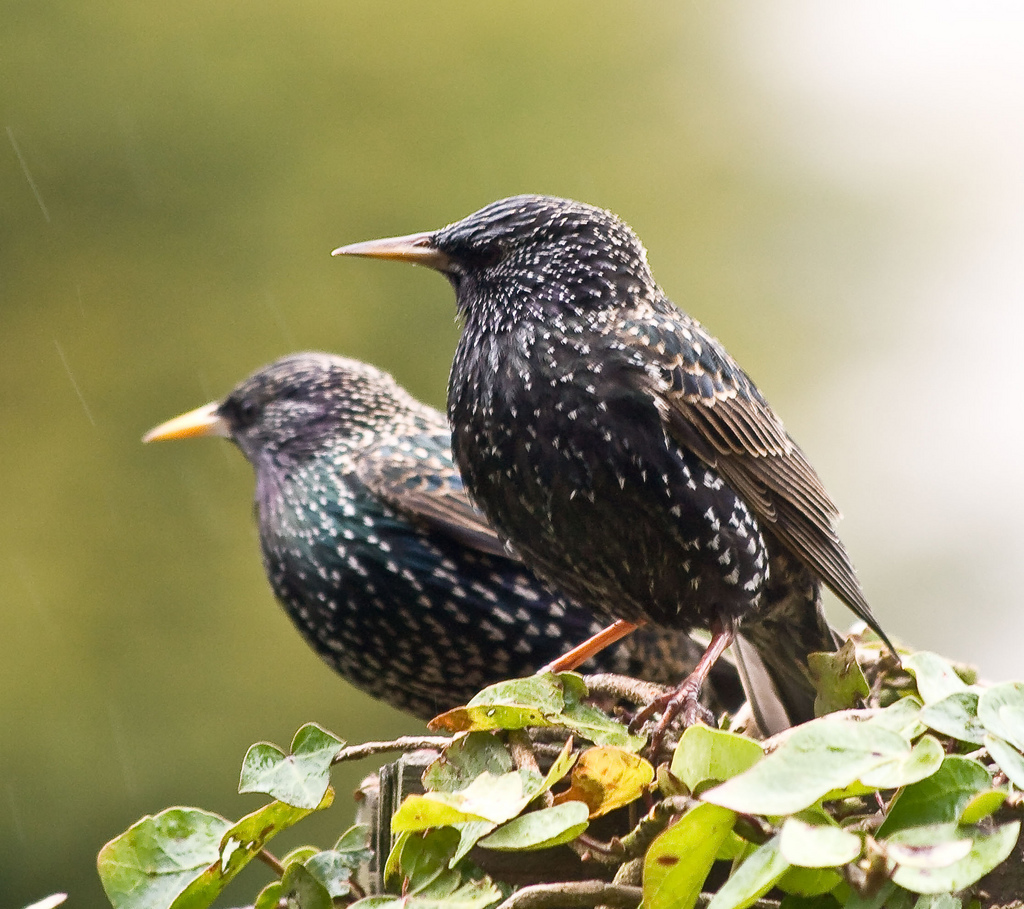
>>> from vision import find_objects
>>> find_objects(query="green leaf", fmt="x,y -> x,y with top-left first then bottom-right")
862,696 -> 925,739
171,792 -> 333,909
858,734 -> 944,789
448,821 -> 499,867
985,733 -> 1024,788
810,639 -> 870,715
306,849 -> 362,898
958,789 -> 1007,825
394,764 -> 557,833
429,674 -> 572,733
391,794 -> 492,832
351,879 -> 503,909
887,821 -> 1020,894
423,733 -> 514,793
280,862 -> 333,909
903,653 -> 971,705
238,723 -> 343,809
643,803 -> 736,909
559,679 -> 647,750
333,824 -> 374,866
377,829 -> 502,909
390,828 -> 462,892
776,864 -> 843,897
708,834 -> 790,909
704,719 -> 910,815
670,725 -> 763,795
281,845 -> 319,865
552,746 -> 653,817
477,801 -> 589,851
910,896 -> 961,909
97,807 -> 231,909
253,882 -> 282,909
879,756 -> 991,837
977,681 -> 1024,750
918,693 -> 985,744
779,816 -> 862,868
430,673 -> 644,750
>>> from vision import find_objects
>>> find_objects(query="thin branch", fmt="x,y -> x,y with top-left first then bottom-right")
492,881 -> 642,909
331,736 -> 451,765
582,673 -> 668,706
256,848 -> 285,876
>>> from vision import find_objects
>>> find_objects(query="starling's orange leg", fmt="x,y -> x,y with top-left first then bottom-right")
540,619 -> 642,673
631,619 -> 736,754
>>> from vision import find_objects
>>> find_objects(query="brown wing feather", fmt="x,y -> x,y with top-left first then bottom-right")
355,435 -> 510,559
634,313 -> 892,648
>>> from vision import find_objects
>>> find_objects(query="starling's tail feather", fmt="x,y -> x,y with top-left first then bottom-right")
733,596 -> 840,736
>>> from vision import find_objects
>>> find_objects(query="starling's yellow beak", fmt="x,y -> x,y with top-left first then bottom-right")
143,401 -> 228,443
331,231 -> 452,271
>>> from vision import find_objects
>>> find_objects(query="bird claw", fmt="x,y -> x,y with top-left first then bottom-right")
630,682 -> 714,756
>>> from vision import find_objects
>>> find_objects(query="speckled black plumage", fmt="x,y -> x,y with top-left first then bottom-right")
146,353 -> 736,721
335,195 -> 894,727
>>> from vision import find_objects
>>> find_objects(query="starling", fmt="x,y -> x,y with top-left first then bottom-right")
144,352 -> 739,721
333,195 -> 895,734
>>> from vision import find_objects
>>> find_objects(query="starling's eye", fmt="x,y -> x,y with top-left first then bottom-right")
226,397 -> 260,428
456,241 -> 503,270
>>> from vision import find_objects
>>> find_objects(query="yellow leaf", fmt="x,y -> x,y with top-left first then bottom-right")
552,746 -> 653,817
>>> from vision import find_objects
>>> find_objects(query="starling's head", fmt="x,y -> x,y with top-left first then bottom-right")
333,195 -> 657,320
143,353 -> 402,466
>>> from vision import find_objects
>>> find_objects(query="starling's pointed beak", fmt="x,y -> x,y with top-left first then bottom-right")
143,401 -> 229,443
331,231 -> 452,271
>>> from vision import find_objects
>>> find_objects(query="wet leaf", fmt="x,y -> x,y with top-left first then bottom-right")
918,693 -> 985,745
879,756 -> 991,837
238,723 -> 343,809
670,725 -> 763,795
552,746 -> 653,817
644,802 -> 736,909
904,653 -> 972,705
708,834 -> 790,909
97,807 -> 230,909
984,733 -> 1024,788
810,639 -> 870,715
887,821 -> 1020,894
704,719 -> 909,815
478,801 -> 589,851
779,816 -> 862,868
977,681 -> 1024,750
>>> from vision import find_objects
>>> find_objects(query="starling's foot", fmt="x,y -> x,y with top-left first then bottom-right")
630,679 -> 714,755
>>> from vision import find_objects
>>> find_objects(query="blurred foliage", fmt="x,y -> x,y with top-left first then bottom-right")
97,648 -> 1024,909
0,3 -> 918,907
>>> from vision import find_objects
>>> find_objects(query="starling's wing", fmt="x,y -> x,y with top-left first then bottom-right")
627,309 -> 892,650
355,429 -> 510,559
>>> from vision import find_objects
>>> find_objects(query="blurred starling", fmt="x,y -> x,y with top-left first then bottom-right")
333,195 -> 895,734
144,352 -> 740,721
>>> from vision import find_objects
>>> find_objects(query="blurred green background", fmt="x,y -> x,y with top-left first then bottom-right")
5,3 -> 1024,906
